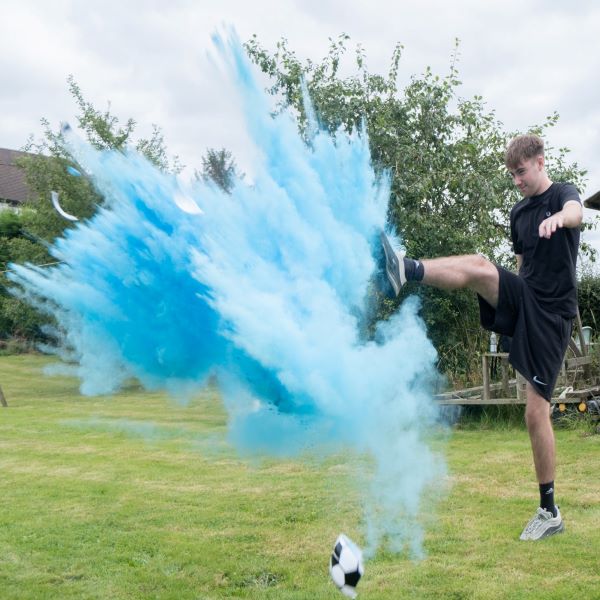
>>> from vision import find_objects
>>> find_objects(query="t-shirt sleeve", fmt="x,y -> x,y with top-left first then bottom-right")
510,206 -> 522,254
559,183 -> 582,208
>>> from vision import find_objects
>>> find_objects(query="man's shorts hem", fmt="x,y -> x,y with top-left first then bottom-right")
477,265 -> 570,402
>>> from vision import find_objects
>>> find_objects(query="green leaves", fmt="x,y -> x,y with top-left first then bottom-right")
1,77 -> 182,343
245,34 -> 590,383
197,148 -> 242,195
0,211 -> 22,239
578,265 -> 600,331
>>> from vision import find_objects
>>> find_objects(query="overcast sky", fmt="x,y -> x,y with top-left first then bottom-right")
1,0 -> 599,254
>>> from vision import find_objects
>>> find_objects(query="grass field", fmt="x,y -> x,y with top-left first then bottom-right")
1,354 -> 599,599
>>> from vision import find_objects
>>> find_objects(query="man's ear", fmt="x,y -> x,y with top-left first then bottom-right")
537,154 -> 545,170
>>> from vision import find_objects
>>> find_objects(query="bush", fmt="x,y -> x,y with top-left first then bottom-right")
0,337 -> 36,356
0,212 -> 54,341
0,210 -> 22,238
578,269 -> 600,333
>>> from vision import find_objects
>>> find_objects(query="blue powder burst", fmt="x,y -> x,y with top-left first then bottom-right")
9,30 -> 445,556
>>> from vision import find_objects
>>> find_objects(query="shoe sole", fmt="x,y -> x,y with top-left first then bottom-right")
380,231 -> 405,297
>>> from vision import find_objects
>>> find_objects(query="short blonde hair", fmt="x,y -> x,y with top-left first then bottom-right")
505,134 -> 544,170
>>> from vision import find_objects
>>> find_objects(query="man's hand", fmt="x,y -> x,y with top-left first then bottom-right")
538,200 -> 583,239
538,212 -> 565,239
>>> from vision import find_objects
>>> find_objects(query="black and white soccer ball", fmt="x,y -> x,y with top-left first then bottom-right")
329,533 -> 364,598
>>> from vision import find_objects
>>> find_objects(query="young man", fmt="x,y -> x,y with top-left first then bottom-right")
381,134 -> 583,540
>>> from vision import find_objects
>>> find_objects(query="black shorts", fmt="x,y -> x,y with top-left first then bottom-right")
478,266 -> 572,401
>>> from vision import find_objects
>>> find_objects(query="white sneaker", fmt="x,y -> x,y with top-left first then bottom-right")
519,506 -> 564,541
380,231 -> 406,296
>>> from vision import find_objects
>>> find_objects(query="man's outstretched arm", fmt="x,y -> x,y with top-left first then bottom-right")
538,200 -> 583,239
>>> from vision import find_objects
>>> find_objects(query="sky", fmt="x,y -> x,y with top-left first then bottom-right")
1,0 -> 599,254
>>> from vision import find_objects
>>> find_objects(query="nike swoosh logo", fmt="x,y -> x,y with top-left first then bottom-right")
533,376 -> 547,386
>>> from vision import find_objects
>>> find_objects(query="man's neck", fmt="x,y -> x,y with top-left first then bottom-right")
531,177 -> 553,197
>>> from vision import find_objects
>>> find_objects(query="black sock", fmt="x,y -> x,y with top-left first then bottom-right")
539,481 -> 556,516
403,258 -> 425,282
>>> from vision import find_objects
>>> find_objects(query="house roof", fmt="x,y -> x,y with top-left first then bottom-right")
584,190 -> 600,211
0,148 -> 32,204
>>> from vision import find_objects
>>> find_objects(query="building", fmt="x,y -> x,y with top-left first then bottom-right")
0,148 -> 32,211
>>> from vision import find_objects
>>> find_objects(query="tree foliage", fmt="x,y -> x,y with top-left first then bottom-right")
578,264 -> 600,333
197,147 -> 241,194
245,34 -> 591,382
0,209 -> 51,341
1,78 -> 181,342
19,76 -> 182,241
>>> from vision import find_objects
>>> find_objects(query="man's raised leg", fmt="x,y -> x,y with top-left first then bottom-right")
420,255 -> 499,308
380,233 -> 500,307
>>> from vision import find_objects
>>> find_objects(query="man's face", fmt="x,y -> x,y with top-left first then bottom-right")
509,156 -> 544,196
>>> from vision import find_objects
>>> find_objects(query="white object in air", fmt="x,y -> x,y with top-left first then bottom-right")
51,191 -> 79,222
173,191 -> 204,215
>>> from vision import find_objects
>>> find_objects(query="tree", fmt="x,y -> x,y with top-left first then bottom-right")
245,34 -> 592,382
1,78 -> 182,343
19,76 -> 182,240
197,147 -> 241,194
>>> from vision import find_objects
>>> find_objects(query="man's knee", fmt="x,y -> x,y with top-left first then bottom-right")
453,254 -> 494,285
463,254 -> 498,304
468,254 -> 495,281
525,385 -> 551,428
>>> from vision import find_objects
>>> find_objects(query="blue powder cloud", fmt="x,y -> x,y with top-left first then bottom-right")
9,30 -> 445,556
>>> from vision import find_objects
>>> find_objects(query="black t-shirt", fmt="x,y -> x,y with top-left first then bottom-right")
510,182 -> 581,318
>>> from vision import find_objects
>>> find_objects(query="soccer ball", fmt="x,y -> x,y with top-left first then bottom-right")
329,533 -> 364,598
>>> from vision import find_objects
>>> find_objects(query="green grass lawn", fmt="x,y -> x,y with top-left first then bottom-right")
1,354 -> 599,599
